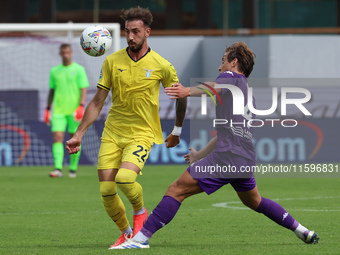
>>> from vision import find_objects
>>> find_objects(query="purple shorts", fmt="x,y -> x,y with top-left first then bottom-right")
188,151 -> 256,195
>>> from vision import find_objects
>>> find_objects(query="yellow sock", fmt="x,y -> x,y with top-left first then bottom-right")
99,181 -> 130,232
116,168 -> 144,212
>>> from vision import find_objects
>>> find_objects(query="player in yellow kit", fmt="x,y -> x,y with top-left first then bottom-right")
66,7 -> 187,249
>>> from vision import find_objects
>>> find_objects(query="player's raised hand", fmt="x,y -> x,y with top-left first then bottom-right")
165,83 -> 190,99
165,133 -> 180,148
184,147 -> 199,164
66,136 -> 82,154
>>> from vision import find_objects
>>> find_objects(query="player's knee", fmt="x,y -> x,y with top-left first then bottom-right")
242,201 -> 255,210
167,181 -> 178,193
241,197 -> 261,210
165,181 -> 186,202
115,168 -> 137,183
99,181 -> 117,197
116,168 -> 140,198
53,132 -> 64,143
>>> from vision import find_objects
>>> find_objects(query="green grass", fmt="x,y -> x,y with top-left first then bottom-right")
0,165 -> 339,255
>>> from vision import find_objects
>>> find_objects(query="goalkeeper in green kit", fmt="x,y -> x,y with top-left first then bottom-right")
45,43 -> 89,178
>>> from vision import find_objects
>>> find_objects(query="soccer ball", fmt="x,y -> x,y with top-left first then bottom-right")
80,25 -> 112,57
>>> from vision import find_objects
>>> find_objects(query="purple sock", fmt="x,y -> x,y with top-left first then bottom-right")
140,196 -> 181,238
256,197 -> 299,231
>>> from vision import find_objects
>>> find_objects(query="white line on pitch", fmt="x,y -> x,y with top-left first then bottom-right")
212,196 -> 340,212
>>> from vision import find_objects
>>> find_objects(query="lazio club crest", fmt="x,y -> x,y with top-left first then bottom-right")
143,68 -> 154,78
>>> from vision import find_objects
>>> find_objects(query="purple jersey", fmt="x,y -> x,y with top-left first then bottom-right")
214,71 -> 256,162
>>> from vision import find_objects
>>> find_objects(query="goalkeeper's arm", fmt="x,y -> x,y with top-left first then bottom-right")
74,88 -> 88,121
79,87 -> 87,106
66,87 -> 108,154
44,89 -> 54,125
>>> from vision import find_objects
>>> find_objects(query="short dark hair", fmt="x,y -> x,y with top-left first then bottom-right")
120,6 -> 153,28
225,42 -> 255,78
60,43 -> 71,51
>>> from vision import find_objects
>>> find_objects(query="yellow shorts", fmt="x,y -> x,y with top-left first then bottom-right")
97,128 -> 153,170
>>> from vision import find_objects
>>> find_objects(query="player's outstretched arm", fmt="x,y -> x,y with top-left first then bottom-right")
184,136 -> 217,164
66,87 -> 109,154
165,82 -> 221,99
164,83 -> 189,99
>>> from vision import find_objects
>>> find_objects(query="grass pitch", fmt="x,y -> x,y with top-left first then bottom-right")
0,165 -> 339,255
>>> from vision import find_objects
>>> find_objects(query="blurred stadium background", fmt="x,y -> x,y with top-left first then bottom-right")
0,0 -> 339,168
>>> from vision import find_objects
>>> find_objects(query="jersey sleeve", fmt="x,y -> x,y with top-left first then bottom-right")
160,61 -> 179,88
215,72 -> 235,96
78,66 -> 89,88
49,69 -> 55,89
97,58 -> 111,91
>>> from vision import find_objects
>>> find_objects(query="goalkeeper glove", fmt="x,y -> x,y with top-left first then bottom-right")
74,104 -> 85,121
44,106 -> 51,126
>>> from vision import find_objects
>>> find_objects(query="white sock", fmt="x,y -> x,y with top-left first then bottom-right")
133,231 -> 149,243
133,207 -> 145,216
121,226 -> 133,235
294,223 -> 308,240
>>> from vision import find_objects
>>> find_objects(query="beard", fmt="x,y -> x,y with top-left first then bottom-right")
129,38 -> 145,53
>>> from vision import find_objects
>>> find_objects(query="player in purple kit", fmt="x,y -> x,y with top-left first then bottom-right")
112,42 -> 319,249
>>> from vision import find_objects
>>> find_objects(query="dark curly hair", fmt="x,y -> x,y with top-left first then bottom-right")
120,6 -> 153,28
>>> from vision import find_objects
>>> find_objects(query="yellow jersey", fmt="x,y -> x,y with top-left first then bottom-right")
97,47 -> 179,144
